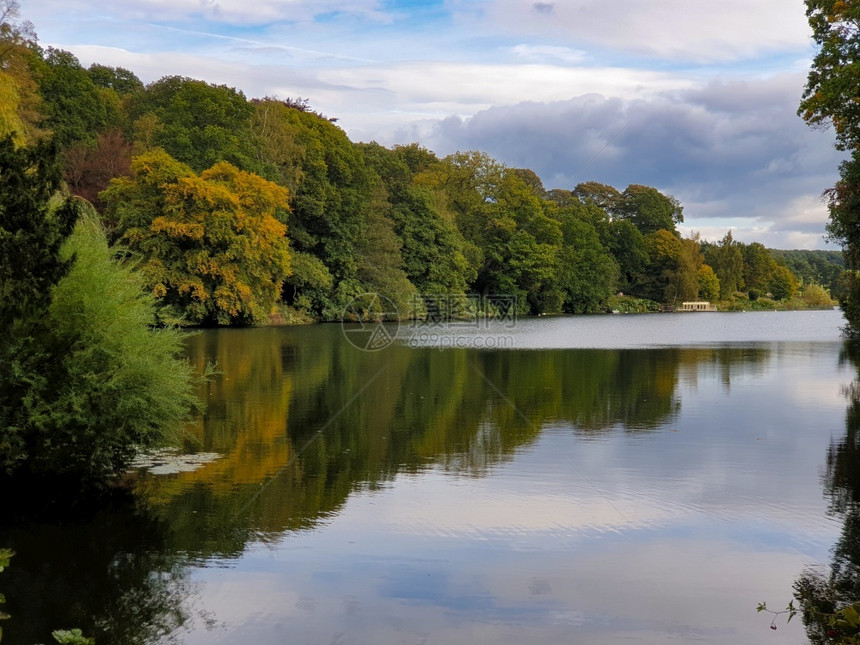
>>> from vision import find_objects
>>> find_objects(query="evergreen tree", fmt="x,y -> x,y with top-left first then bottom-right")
0,136 -> 78,472
0,135 -> 77,327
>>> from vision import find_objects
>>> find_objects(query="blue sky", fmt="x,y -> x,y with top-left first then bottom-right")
21,0 -> 846,248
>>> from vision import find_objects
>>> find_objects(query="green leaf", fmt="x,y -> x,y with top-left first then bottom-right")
52,628 -> 95,645
0,549 -> 13,572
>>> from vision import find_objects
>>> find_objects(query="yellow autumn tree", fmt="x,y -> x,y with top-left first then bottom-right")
102,148 -> 291,325
0,11 -> 45,146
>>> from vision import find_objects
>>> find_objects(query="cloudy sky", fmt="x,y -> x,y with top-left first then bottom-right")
21,0 -> 847,248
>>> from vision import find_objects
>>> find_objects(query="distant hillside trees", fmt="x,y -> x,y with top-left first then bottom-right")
770,249 -> 844,294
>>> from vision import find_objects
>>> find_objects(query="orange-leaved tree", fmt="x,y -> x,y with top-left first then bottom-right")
102,148 -> 291,325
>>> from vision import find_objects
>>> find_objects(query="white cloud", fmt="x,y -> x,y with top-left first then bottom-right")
511,44 -> 587,64
452,0 -> 812,62
66,42 -> 695,136
318,61 -> 694,133
68,45 -> 339,94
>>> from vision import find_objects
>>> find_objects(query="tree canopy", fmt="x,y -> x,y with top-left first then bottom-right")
102,149 -> 292,325
128,76 -> 256,173
800,0 -> 860,151
616,184 -> 684,235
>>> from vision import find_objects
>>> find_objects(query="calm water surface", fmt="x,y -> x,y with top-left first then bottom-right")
3,310 -> 856,644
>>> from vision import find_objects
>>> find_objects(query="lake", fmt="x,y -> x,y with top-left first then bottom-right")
2,309 -> 856,644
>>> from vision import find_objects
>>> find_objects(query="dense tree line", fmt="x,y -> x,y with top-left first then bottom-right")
770,249 -> 844,294
0,4 -> 838,329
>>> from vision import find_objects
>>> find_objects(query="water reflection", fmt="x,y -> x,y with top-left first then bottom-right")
796,342 -> 860,642
2,318 -> 844,644
0,492 -> 203,645
136,327 -> 770,559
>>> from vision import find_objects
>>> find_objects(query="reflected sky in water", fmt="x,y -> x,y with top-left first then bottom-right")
3,310 -> 852,644
398,309 -> 843,349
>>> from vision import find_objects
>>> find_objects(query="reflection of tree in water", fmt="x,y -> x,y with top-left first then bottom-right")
0,489 -> 208,645
137,328 -> 771,559
795,342 -> 860,643
2,329 -> 775,643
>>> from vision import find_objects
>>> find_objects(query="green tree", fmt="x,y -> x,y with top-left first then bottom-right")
677,237 -> 704,301
572,181 -> 622,214
769,264 -> 800,300
477,170 -> 563,312
395,142 -> 440,175
825,154 -> 860,332
799,0 -> 860,151
0,66 -> 26,143
742,241 -> 777,296
415,150 -> 505,242
697,264 -> 720,301
640,230 -> 701,304
102,149 -> 292,325
17,209 -> 200,482
355,182 -> 417,315
86,63 -> 143,96
554,204 -> 619,313
0,2 -> 44,145
616,184 -> 684,235
129,76 -> 256,173
283,251 -> 333,313
32,48 -> 113,148
705,231 -> 745,299
389,187 -> 473,296
414,153 -> 564,310
0,136 -> 78,473
249,97 -> 306,191
359,142 -> 472,296
606,218 -> 651,294
0,136 -> 77,329
771,249 -> 844,294
249,100 -> 375,316
509,167 -> 545,196
802,282 -> 835,307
